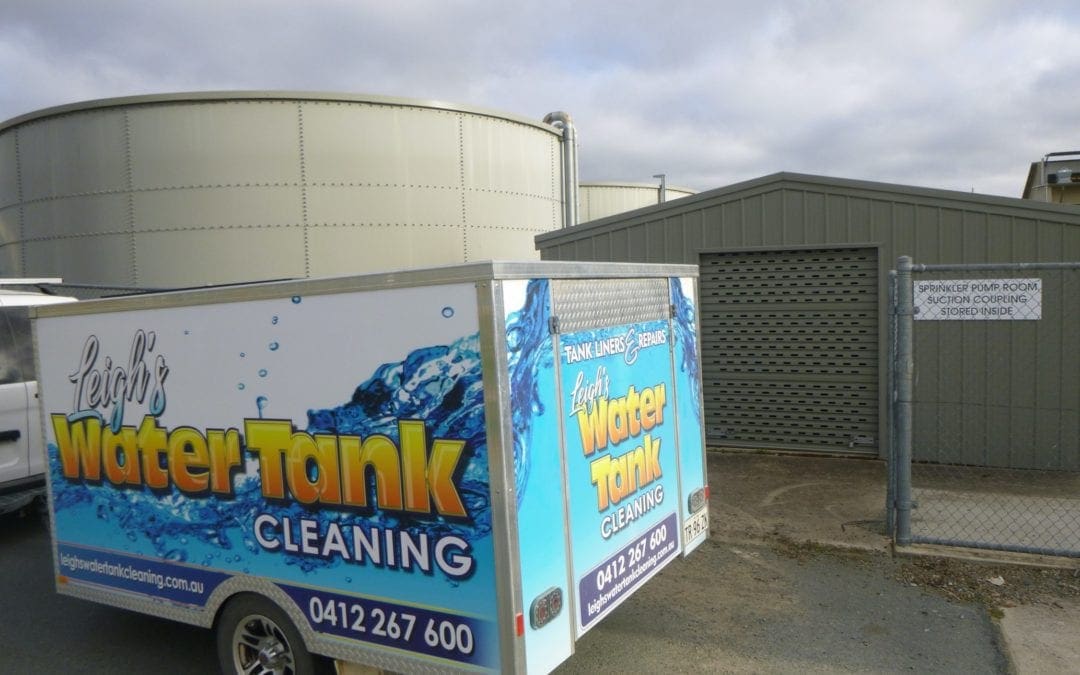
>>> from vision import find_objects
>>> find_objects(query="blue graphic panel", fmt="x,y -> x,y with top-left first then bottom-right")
41,284 -> 501,671
671,277 -> 709,552
558,317 -> 681,632
504,279 -> 575,673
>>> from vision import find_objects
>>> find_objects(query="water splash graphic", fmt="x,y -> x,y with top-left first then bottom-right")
49,326 -> 507,580
48,280 -> 567,584
670,279 -> 702,422
504,279 -> 553,503
303,333 -> 492,555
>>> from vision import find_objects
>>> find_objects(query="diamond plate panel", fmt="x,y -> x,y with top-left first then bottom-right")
551,278 -> 669,332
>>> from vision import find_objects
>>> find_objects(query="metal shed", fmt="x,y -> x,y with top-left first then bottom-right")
535,172 -> 1080,463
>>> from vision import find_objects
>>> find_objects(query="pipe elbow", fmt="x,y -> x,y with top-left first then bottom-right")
543,111 -> 573,128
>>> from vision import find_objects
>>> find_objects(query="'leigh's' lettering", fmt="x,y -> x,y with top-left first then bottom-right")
68,331 -> 168,432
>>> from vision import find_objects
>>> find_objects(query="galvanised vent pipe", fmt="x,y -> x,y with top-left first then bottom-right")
544,111 -> 579,227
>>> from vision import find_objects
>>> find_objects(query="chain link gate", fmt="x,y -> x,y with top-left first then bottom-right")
890,258 -> 1080,557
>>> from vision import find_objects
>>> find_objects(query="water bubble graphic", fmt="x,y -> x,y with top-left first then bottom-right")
441,306 -> 455,318
269,342 -> 279,351
240,352 -> 246,358
258,369 -> 268,377
272,315 -> 279,325
291,296 -> 302,304
44,322 -> 497,588
184,330 -> 190,335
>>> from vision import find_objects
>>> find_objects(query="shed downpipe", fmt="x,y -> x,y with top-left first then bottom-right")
543,111 -> 579,227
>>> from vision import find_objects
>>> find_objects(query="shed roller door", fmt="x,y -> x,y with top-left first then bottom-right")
700,248 -> 878,454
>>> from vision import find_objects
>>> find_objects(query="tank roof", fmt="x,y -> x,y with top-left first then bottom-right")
0,90 -> 561,135
580,181 -> 697,193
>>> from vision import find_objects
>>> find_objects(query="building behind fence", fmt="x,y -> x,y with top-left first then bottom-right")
892,259 -> 1080,558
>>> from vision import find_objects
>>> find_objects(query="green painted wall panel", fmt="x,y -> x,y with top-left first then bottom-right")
537,174 -> 1080,467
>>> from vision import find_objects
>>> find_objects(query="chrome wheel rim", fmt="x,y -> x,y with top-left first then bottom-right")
231,613 -> 296,675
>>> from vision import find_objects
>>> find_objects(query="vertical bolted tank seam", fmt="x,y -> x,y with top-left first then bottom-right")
124,108 -> 137,286
297,101 -> 310,278
458,113 -> 468,262
14,127 -> 24,275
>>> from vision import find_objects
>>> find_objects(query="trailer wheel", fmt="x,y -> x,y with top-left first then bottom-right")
216,594 -> 332,675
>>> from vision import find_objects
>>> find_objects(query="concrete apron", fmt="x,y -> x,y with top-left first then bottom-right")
708,450 -> 1080,675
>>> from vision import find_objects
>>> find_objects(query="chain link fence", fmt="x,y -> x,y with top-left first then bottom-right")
891,259 -> 1080,557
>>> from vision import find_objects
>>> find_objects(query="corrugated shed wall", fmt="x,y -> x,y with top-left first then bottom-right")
911,267 -> 1080,470
537,173 -> 1080,463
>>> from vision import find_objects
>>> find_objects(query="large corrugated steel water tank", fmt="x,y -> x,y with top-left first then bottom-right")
578,182 -> 696,222
0,92 -> 563,288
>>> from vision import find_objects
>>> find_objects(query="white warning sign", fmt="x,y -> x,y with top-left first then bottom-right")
914,278 -> 1041,320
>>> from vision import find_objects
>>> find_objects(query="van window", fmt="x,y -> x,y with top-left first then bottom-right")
0,308 -> 33,384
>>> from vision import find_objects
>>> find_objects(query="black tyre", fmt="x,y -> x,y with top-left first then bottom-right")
216,593 -> 332,675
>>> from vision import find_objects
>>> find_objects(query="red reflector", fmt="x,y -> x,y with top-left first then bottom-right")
705,486 -> 710,500
515,613 -> 524,636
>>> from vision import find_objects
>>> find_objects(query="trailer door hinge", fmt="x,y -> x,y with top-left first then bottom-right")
549,316 -> 560,335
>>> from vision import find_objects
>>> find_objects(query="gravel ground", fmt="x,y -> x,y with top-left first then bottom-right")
555,534 -> 1014,674
891,551 -> 1080,612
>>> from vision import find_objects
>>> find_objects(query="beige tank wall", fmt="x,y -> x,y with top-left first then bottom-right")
579,183 -> 696,223
0,94 -> 563,288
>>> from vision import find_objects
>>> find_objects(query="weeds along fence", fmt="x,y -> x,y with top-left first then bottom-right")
891,258 -> 1080,558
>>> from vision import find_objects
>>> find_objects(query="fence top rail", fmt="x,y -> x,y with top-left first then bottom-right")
909,262 -> 1080,273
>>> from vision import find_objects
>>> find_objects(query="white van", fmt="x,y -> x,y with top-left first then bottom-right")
0,285 -> 76,515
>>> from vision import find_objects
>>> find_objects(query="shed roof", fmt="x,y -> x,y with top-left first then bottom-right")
537,172 -> 1080,245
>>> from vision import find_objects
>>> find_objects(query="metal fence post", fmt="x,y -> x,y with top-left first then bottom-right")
885,270 -> 897,537
894,257 -> 914,546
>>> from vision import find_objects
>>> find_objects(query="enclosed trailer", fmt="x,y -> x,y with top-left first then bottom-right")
33,261 -> 708,674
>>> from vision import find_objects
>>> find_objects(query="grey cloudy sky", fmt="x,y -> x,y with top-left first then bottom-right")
2,1 -> 1077,197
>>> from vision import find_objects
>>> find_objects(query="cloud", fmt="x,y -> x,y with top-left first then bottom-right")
2,0 -> 1079,197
